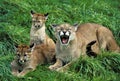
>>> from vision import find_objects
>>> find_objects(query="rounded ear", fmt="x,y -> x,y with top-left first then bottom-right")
73,23 -> 79,31
14,44 -> 18,48
29,43 -> 35,52
29,43 -> 34,48
30,10 -> 35,17
44,13 -> 49,19
14,44 -> 18,52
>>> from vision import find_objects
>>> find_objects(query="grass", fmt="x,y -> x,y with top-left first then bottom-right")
0,0 -> 120,81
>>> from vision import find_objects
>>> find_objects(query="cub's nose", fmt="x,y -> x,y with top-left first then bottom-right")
19,60 -> 24,64
38,25 -> 41,28
35,25 -> 41,28
35,25 -> 38,28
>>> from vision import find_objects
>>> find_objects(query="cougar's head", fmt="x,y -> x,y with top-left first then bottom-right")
31,10 -> 48,29
15,44 -> 34,65
52,23 -> 78,45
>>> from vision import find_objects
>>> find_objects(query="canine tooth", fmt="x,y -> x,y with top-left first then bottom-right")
60,31 -> 64,36
66,31 -> 69,36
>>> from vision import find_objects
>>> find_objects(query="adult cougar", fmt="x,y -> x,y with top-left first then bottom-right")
49,23 -> 119,71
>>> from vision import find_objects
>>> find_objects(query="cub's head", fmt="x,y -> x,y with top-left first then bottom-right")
15,44 -> 34,65
31,10 -> 48,28
52,23 -> 78,45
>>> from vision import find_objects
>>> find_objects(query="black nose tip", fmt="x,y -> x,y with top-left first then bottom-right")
35,25 -> 37,28
38,25 -> 40,28
19,60 -> 24,63
63,31 -> 66,34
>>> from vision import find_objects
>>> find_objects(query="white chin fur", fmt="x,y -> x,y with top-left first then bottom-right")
61,42 -> 69,45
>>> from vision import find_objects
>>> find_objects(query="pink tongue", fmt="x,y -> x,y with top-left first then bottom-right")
62,39 -> 67,44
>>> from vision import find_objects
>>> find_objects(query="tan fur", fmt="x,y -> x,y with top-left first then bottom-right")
11,44 -> 55,77
49,23 -> 119,71
30,11 -> 55,47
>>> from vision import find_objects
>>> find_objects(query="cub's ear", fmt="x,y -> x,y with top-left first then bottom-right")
30,10 -> 35,17
51,24 -> 58,31
29,43 -> 34,48
29,43 -> 35,52
73,23 -> 79,31
44,13 -> 49,20
14,44 -> 18,48
14,44 -> 18,52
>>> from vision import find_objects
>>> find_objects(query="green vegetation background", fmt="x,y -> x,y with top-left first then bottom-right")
0,0 -> 120,81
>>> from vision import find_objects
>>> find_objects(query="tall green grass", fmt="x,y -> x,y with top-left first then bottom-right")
0,0 -> 120,81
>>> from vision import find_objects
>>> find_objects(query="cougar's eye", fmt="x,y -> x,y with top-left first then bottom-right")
68,28 -> 71,31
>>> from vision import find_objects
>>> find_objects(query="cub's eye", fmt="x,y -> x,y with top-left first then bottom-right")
32,20 -> 36,23
24,54 -> 27,57
37,21 -> 40,23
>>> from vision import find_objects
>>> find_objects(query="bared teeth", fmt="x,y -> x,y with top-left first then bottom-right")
60,35 -> 69,44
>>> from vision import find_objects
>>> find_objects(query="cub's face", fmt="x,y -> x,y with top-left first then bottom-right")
15,44 -> 34,64
31,10 -> 48,29
53,23 -> 78,45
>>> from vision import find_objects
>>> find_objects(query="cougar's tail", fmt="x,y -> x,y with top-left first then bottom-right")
86,40 -> 97,57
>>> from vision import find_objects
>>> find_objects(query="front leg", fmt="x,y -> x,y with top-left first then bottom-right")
17,67 -> 35,77
49,59 -> 63,71
56,61 -> 74,72
11,61 -> 19,76
11,69 -> 19,76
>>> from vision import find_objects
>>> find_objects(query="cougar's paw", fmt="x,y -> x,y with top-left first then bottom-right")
49,64 -> 62,71
56,67 -> 67,72
49,65 -> 57,70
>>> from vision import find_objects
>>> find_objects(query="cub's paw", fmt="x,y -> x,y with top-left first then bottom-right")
17,72 -> 25,78
11,72 -> 19,76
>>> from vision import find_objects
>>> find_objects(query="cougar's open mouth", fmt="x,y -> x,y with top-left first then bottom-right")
60,35 -> 69,44
59,31 -> 70,45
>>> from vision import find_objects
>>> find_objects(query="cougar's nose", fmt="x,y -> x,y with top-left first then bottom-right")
63,31 -> 66,35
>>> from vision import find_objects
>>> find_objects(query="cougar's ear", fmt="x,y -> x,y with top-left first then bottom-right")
51,24 -> 58,31
30,10 -> 35,17
44,13 -> 49,20
73,23 -> 79,31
